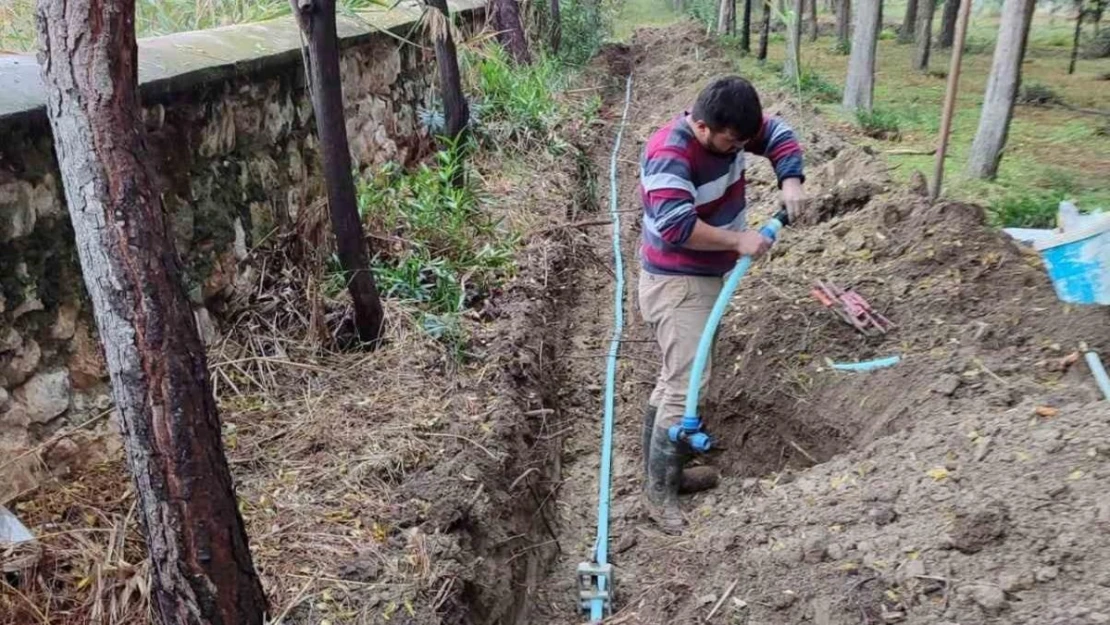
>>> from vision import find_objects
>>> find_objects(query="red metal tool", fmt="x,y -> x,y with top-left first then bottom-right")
811,280 -> 894,336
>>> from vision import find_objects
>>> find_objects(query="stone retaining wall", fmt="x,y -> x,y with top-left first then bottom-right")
0,0 -> 486,497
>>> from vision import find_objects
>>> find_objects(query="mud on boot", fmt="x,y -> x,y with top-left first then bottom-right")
645,426 -> 685,534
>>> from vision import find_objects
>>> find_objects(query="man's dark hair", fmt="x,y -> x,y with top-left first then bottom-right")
690,76 -> 763,139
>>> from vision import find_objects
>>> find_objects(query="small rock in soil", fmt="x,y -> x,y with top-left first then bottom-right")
770,590 -> 798,610
933,374 -> 961,397
614,533 -> 638,554
803,531 -> 829,563
950,502 -> 1009,553
898,558 -> 926,582
868,505 -> 898,526
1036,566 -> 1060,583
999,570 -> 1035,593
962,583 -> 1008,614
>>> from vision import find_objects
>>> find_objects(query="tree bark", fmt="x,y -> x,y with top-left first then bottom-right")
291,0 -> 386,344
937,0 -> 959,47
837,0 -> 852,50
718,0 -> 737,34
844,0 -> 883,111
899,0 -> 918,42
492,0 -> 532,64
913,0 -> 937,70
759,0 -> 772,59
809,0 -> 820,41
550,0 -> 562,53
784,0 -> 805,80
966,0 -> 1037,179
425,0 -> 470,140
742,0 -> 754,51
34,2 -> 268,624
1069,0 -> 1084,74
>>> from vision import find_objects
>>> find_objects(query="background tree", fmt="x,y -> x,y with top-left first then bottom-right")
291,0 -> 386,344
913,0 -> 938,70
35,0 -> 269,623
425,0 -> 470,140
783,0 -> 805,80
742,0 -> 754,51
718,0 -> 737,34
550,0 -> 562,53
759,0 -> 772,59
937,0 -> 960,47
844,0 -> 883,111
837,0 -> 852,51
899,0 -> 918,42
1069,0 -> 1085,74
809,0 -> 819,41
492,0 -> 532,63
967,0 -> 1037,178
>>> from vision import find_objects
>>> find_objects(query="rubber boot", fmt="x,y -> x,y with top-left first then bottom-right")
645,427 -> 685,534
641,403 -> 656,481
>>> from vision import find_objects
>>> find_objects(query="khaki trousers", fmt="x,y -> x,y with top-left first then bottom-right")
637,270 -> 724,431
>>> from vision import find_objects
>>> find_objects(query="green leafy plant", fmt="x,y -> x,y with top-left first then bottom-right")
988,189 -> 1068,228
855,108 -> 902,140
462,45 -> 568,149
791,70 -> 841,103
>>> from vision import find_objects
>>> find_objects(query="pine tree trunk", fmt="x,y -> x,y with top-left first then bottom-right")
731,0 -> 739,32
1069,0 -> 1084,74
899,0 -> 918,42
937,0 -> 960,47
809,0 -> 820,41
492,0 -> 533,63
784,0 -> 805,80
844,0 -> 883,111
291,0 -> 385,344
759,0 -> 772,59
718,0 -> 737,34
742,0 -> 754,50
837,0 -> 852,50
550,0 -> 562,53
913,0 -> 937,70
34,1 -> 268,623
425,0 -> 470,140
967,0 -> 1037,179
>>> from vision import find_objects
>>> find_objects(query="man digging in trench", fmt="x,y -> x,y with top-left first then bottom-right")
638,76 -> 806,534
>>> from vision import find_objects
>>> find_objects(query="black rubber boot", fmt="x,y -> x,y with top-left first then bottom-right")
641,403 -> 656,481
645,426 -> 685,534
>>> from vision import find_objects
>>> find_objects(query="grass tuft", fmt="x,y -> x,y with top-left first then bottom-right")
855,108 -> 902,140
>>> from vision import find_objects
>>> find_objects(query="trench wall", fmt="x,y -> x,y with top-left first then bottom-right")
0,0 -> 486,496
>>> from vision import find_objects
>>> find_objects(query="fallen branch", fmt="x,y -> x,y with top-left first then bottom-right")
705,579 -> 739,621
1019,101 -> 1110,117
885,147 -> 936,156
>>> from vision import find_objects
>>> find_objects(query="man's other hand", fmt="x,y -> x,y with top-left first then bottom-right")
782,177 -> 807,224
735,230 -> 773,258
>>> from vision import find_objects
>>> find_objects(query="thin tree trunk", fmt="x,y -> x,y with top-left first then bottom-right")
425,0 -> 470,140
784,0 -> 805,80
837,0 -> 852,50
759,0 -> 772,59
34,1 -> 268,623
899,0 -> 918,42
937,0 -> 960,47
550,0 -> 562,53
967,0 -> 1037,179
718,0 -> 737,33
291,0 -> 386,344
844,0 -> 883,111
731,0 -> 739,32
742,0 -> 754,50
492,0 -> 533,64
913,0 -> 938,70
809,0 -> 820,41
1069,0 -> 1085,74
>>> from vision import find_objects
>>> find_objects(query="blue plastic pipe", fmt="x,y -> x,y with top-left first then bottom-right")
1084,351 -> 1110,402
831,355 -> 902,372
590,75 -> 633,623
671,213 -> 788,452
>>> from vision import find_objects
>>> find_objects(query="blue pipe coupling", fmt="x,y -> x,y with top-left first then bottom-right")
668,415 -> 712,452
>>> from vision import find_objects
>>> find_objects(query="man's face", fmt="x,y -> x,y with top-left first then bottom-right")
692,120 -> 748,156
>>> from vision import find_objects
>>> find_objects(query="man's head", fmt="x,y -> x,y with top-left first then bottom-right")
688,76 -> 763,156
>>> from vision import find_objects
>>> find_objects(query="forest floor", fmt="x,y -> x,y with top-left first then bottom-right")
5,17 -> 1110,625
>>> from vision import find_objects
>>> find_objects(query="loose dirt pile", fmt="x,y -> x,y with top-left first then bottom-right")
531,22 -> 1110,625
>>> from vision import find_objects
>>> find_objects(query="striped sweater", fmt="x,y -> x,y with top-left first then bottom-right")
639,113 -> 804,276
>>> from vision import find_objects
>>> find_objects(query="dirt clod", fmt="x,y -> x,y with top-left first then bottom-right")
949,502 -> 1009,553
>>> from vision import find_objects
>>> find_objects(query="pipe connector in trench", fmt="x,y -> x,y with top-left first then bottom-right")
669,209 -> 791,454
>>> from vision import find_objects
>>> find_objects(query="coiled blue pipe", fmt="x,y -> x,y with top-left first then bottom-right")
588,75 -> 634,623
669,212 -> 789,452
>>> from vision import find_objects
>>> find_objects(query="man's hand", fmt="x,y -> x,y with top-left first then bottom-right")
734,230 -> 773,258
782,177 -> 807,225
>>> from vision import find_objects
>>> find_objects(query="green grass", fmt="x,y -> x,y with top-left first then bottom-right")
617,0 -> 1110,226
0,0 -> 388,52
